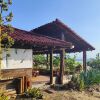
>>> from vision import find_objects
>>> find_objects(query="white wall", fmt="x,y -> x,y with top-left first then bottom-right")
1,48 -> 32,69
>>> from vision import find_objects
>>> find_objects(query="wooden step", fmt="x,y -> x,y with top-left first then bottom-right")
3,89 -> 17,99
4,89 -> 16,96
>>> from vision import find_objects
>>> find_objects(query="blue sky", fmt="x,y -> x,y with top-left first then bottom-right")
9,0 -> 100,58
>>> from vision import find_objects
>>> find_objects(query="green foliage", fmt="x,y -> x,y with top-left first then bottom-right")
6,12 -> 13,22
84,70 -> 100,86
0,0 -> 14,47
33,55 -> 60,69
65,55 -> 81,74
33,54 -> 81,73
0,0 -> 13,25
78,73 -> 85,91
33,55 -> 47,68
71,69 -> 100,91
1,30 -> 14,48
53,54 -> 81,72
24,88 -> 43,99
0,0 -> 14,79
53,55 -> 60,68
87,53 -> 100,69
0,93 -> 9,100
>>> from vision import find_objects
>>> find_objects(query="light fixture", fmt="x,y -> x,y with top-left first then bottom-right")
71,45 -> 74,49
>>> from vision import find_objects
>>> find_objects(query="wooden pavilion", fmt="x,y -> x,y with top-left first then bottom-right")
0,26 -> 72,93
0,19 -> 95,93
31,19 -> 95,84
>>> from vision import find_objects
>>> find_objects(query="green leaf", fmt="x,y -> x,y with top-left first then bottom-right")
2,2 -> 8,11
0,0 -> 3,4
9,12 -> 13,17
8,0 -> 12,5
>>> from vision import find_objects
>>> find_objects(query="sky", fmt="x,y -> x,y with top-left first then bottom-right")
8,0 -> 100,59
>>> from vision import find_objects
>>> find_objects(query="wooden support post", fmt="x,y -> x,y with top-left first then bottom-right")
24,76 -> 27,91
50,48 -> 53,84
47,54 -> 49,69
22,76 -> 24,92
60,49 -> 65,84
83,50 -> 87,72
20,77 -> 23,94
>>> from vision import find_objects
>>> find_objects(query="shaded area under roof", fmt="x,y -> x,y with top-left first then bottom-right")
32,19 -> 95,53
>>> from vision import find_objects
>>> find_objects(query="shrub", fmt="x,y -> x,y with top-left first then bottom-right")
70,69 -> 100,91
24,88 -> 43,99
53,56 -> 60,68
65,55 -> 81,74
83,70 -> 100,86
68,74 -> 80,90
79,78 -> 85,91
33,55 -> 47,69
0,93 -> 9,100
87,53 -> 100,69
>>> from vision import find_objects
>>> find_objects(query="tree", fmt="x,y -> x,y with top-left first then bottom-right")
33,55 -> 47,69
87,53 -> 100,69
53,55 -> 60,68
0,0 -> 14,79
65,55 -> 81,74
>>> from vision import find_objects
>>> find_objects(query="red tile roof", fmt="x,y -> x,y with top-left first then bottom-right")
33,19 -> 95,52
10,27 -> 72,48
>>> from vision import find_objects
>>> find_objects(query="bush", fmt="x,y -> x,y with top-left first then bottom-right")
70,69 -> 100,91
0,93 -> 9,100
53,56 -> 60,68
65,55 -> 81,74
83,70 -> 100,86
33,55 -> 47,69
24,88 -> 43,99
87,53 -> 100,69
68,74 -> 80,90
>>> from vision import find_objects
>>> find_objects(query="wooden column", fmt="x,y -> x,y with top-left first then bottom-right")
47,54 -> 49,69
24,76 -> 27,91
83,50 -> 87,72
60,49 -> 65,84
19,77 -> 23,94
50,48 -> 53,84
22,76 -> 25,92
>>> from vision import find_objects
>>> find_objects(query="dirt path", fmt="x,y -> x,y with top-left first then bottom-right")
31,76 -> 100,100
43,90 -> 100,100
